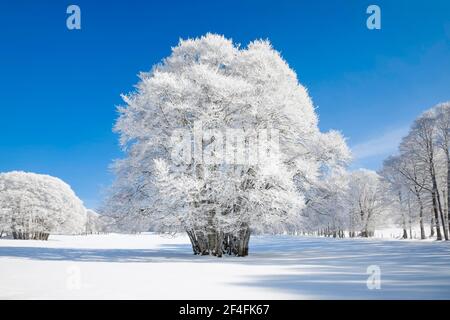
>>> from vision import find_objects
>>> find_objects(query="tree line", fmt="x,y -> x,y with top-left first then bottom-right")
301,102 -> 450,241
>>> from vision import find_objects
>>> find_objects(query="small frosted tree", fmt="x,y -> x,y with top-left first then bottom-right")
85,209 -> 106,234
0,171 -> 87,240
108,34 -> 350,256
0,206 -> 10,237
382,154 -> 428,239
302,167 -> 351,237
346,169 -> 386,237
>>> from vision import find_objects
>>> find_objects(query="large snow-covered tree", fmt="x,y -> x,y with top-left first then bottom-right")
107,33 -> 350,256
0,171 -> 87,239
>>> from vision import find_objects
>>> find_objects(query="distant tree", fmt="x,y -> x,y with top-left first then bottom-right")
432,102 -> 450,235
346,169 -> 386,237
381,155 -> 427,239
380,157 -> 410,239
85,209 -> 109,234
303,167 -> 350,237
378,101 -> 450,241
407,112 -> 448,240
0,171 -> 86,240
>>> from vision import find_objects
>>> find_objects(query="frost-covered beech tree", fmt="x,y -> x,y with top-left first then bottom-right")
85,209 -> 111,234
382,156 -> 415,238
0,171 -> 86,240
380,156 -> 419,239
302,168 -> 350,237
345,169 -> 386,237
107,33 -> 350,256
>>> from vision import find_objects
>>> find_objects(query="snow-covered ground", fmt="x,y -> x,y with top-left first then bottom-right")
1,233 -> 450,299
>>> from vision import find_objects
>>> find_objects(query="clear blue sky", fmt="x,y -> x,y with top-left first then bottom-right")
0,0 -> 449,208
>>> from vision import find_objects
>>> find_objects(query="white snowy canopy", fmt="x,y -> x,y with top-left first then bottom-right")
0,171 -> 87,234
110,33 -> 351,234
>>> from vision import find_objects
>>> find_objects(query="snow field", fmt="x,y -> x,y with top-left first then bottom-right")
1,233 -> 450,299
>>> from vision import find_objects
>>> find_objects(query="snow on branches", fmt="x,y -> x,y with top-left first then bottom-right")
381,101 -> 450,240
106,33 -> 350,256
0,171 -> 87,239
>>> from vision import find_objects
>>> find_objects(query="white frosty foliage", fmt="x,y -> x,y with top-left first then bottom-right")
0,171 -> 86,234
107,33 -> 350,240
380,101 -> 450,240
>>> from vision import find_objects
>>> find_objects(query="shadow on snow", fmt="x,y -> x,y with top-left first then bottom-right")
1,235 -> 450,298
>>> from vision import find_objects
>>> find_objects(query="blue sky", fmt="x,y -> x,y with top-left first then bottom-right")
0,0 -> 449,208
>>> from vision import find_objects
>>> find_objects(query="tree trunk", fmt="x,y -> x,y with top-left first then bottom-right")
402,228 -> 408,239
435,187 -> 449,240
237,226 -> 251,257
446,150 -> 450,237
12,231 -> 49,240
197,232 -> 210,255
186,226 -> 250,257
186,229 -> 201,254
399,191 -> 407,239
213,231 -> 223,257
407,195 -> 413,239
416,191 -> 426,239
427,138 -> 446,240
431,191 -> 443,240
430,214 -> 435,237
